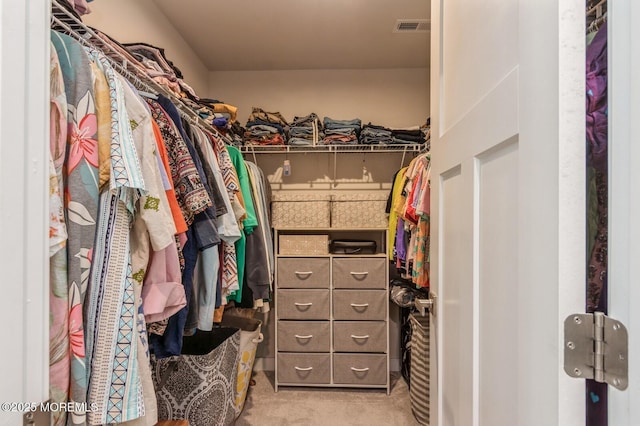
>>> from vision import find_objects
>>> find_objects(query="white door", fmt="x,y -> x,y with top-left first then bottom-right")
429,0 -> 587,425
608,0 -> 640,424
0,2 -> 50,425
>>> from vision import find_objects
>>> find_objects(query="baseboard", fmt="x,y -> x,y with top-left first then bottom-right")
253,357 -> 401,372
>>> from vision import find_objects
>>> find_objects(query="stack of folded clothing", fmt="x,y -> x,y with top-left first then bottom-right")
391,128 -> 426,144
288,113 -> 323,146
195,98 -> 239,128
322,117 -> 361,145
244,107 -> 289,145
124,42 -> 192,98
359,123 -> 393,145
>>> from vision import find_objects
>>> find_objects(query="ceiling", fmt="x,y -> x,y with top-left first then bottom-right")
152,0 -> 430,72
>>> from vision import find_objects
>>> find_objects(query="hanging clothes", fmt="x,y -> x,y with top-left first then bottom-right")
585,22 -> 608,313
50,31 -> 101,426
388,153 -> 431,288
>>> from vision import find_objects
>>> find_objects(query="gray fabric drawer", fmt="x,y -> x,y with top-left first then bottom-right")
333,354 -> 387,385
333,290 -> 386,321
277,353 -> 331,384
332,258 -> 386,289
277,289 -> 330,320
333,321 -> 386,353
277,258 -> 330,289
278,321 -> 330,352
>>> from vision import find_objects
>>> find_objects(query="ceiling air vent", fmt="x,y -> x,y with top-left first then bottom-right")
394,19 -> 430,33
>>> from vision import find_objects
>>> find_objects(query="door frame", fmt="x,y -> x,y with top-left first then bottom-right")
0,1 -> 50,423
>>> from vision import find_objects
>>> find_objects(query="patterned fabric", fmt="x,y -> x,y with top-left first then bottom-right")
211,136 -> 242,300
586,22 -> 608,313
83,50 -> 146,425
51,31 -> 101,426
150,329 -> 240,426
587,170 -> 608,312
49,43 -> 71,426
146,99 -> 211,225
409,314 -> 430,425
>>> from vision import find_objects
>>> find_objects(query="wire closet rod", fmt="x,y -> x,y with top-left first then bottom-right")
50,0 -> 227,140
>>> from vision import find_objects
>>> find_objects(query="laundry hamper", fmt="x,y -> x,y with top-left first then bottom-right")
151,327 -> 240,426
220,314 -> 264,417
409,313 -> 430,426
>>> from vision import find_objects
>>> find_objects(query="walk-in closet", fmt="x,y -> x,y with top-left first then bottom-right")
1,0 -> 639,425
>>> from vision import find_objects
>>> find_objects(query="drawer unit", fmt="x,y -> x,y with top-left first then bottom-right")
278,289 -> 330,320
274,228 -> 389,392
278,321 -> 330,352
333,290 -> 386,321
333,354 -> 387,385
277,353 -> 331,384
332,257 -> 386,289
278,258 -> 330,289
333,321 -> 386,353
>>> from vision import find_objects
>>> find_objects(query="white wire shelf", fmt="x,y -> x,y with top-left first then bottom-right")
239,144 -> 425,155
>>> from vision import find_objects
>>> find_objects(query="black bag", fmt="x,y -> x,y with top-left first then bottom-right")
329,239 -> 377,254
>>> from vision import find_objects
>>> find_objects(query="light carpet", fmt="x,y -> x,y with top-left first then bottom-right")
235,371 -> 421,425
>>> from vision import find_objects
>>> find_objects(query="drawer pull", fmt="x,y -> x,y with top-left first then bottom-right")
350,303 -> 369,308
294,302 -> 313,306
350,334 -> 370,340
294,366 -> 314,371
294,271 -> 313,277
350,367 -> 370,372
350,271 -> 369,277
294,334 -> 314,340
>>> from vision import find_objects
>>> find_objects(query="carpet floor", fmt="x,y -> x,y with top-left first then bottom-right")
235,371 -> 421,426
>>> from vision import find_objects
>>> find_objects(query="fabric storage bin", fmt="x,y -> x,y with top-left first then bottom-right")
333,353 -> 387,385
151,327 -> 240,426
331,192 -> 389,228
277,353 -> 331,384
277,257 -> 330,289
278,321 -> 331,352
271,193 -> 331,228
279,234 -> 329,255
220,315 -> 264,418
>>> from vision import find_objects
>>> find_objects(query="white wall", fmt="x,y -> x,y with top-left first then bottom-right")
209,68 -> 430,128
83,0 -> 210,95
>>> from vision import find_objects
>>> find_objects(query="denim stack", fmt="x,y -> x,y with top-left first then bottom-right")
390,128 -> 426,144
244,107 -> 289,145
321,117 -> 361,145
359,123 -> 393,145
289,113 -> 323,146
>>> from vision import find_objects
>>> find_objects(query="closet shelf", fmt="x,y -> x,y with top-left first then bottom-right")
239,144 -> 424,155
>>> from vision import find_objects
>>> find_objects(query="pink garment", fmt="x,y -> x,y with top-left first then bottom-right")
66,0 -> 91,15
142,242 -> 187,323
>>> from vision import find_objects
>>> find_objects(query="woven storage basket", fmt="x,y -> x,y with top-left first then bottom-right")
331,192 -> 388,228
271,193 -> 331,228
279,234 -> 329,255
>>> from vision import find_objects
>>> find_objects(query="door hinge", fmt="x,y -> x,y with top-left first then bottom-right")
564,312 -> 628,391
